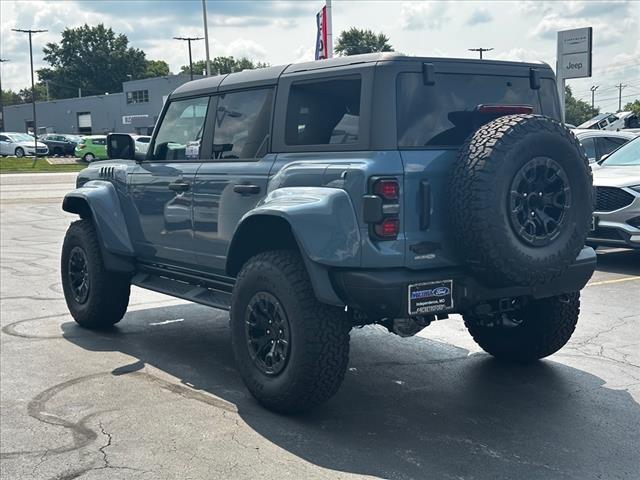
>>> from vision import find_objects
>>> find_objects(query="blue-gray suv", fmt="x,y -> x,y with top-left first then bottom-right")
61,53 -> 596,412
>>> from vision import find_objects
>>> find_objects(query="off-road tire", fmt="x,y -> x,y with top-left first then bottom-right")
83,153 -> 95,162
61,219 -> 130,329
15,147 -> 25,158
464,293 -> 580,362
450,114 -> 592,286
230,250 -> 351,413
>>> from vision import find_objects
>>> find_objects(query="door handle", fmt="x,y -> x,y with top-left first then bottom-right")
168,181 -> 190,193
233,184 -> 261,195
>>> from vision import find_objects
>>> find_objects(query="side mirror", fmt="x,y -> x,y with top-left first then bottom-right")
107,133 -> 142,161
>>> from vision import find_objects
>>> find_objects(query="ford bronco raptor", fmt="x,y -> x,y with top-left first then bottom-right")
61,53 -> 596,413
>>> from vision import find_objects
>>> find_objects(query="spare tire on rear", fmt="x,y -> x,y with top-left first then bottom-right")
449,114 -> 592,286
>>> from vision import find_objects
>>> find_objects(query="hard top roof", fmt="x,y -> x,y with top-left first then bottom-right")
171,52 -> 552,98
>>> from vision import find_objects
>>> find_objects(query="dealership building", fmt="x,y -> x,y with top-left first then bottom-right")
3,74 -> 199,136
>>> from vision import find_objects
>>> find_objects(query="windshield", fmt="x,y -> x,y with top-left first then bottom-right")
8,133 -> 34,142
601,137 -> 640,166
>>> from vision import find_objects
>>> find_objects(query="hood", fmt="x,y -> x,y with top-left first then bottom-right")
17,140 -> 48,149
593,166 -> 640,188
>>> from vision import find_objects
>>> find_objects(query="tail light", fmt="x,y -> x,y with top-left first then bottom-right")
364,178 -> 400,240
374,217 -> 399,238
373,179 -> 399,200
78,143 -> 86,149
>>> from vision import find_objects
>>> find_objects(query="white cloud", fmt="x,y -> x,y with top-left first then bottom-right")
466,8 -> 493,26
398,1 -> 449,30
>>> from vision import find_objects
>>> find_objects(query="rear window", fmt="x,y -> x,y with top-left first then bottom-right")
397,73 -> 560,147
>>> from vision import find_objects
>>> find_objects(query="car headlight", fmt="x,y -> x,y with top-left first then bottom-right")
630,185 -> 640,193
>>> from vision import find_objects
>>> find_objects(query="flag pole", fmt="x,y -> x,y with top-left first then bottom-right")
326,0 -> 333,58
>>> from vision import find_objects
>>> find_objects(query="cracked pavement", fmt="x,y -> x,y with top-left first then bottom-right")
1,172 -> 639,479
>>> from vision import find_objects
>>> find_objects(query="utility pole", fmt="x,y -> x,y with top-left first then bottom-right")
202,0 -> 211,76
12,28 -> 47,165
174,36 -> 204,81
615,83 -> 627,112
590,85 -> 599,109
468,47 -> 493,59
0,59 -> 9,131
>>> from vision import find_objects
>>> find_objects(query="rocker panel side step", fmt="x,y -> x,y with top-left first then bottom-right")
131,272 -> 232,311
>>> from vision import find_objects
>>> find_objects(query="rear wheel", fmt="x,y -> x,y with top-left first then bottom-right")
83,152 -> 95,162
61,219 -> 130,329
464,293 -> 580,362
230,250 -> 351,413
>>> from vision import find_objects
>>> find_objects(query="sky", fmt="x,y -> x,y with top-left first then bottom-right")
1,0 -> 638,112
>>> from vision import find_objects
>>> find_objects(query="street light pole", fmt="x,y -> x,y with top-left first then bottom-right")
590,85 -> 599,109
12,28 -> 47,165
202,0 -> 212,75
0,59 -> 9,131
173,36 -> 204,81
468,47 -> 493,59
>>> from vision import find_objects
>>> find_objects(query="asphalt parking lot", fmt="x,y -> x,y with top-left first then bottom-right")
1,172 -> 639,480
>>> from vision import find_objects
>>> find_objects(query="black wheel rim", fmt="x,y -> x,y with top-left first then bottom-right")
509,156 -> 571,247
244,292 -> 291,376
68,246 -> 90,304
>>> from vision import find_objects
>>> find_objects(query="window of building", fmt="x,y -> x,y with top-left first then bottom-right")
211,88 -> 273,160
126,90 -> 150,104
151,96 -> 209,161
285,76 -> 361,146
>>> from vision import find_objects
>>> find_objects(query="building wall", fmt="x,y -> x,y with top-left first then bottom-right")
3,74 -> 198,135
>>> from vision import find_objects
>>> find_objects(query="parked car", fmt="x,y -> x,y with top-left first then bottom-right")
133,135 -> 151,156
577,111 -> 640,131
60,53 -> 595,413
0,132 -> 49,157
588,137 -> 640,249
74,135 -> 108,162
39,133 -> 82,156
571,129 -> 637,163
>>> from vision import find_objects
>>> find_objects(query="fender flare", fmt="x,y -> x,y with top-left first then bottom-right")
62,180 -> 134,272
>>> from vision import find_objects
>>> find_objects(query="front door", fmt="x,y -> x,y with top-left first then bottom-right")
192,87 -> 275,272
126,95 -> 211,268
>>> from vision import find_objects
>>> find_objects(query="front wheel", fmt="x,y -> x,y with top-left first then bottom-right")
15,147 -> 25,158
61,219 -> 131,329
464,293 -> 580,362
230,250 -> 351,413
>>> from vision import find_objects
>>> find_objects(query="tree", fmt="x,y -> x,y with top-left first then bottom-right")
17,84 -> 47,103
36,24 -> 152,99
180,56 -> 269,76
622,99 -> 640,116
1,89 -> 22,106
142,59 -> 170,79
334,27 -> 393,56
565,85 -> 599,126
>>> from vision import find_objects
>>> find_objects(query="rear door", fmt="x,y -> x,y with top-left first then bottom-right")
396,66 -> 561,270
192,87 -> 276,272
126,95 -> 211,267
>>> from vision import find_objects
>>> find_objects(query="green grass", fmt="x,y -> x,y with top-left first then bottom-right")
0,157 -> 86,173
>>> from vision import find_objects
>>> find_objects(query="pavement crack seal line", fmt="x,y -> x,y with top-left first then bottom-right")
0,366 -> 237,462
585,276 -> 640,287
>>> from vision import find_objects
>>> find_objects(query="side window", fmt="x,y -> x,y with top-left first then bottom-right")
152,96 -> 209,161
285,76 -> 361,146
598,137 -> 626,158
211,88 -> 273,160
581,137 -> 597,163
94,138 -> 106,146
0,135 -> 8,142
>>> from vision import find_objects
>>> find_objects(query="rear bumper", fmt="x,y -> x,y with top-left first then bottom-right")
331,247 -> 597,318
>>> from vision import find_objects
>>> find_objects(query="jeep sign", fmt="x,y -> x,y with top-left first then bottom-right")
557,27 -> 592,79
